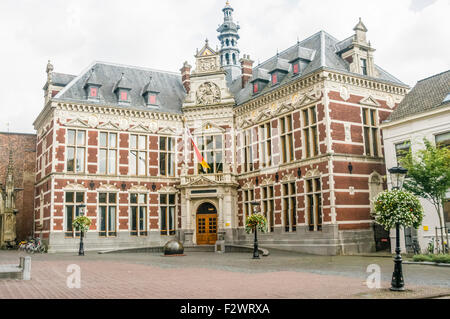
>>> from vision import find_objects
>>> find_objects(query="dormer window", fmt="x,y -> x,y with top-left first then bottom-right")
361,58 -> 368,75
120,91 -> 128,101
293,63 -> 299,75
272,73 -> 278,85
148,93 -> 158,106
253,83 -> 258,94
90,87 -> 98,97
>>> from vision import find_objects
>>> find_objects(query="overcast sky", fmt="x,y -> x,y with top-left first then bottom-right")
0,0 -> 449,134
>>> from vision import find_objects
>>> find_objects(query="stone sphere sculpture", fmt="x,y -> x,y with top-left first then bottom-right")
163,240 -> 184,256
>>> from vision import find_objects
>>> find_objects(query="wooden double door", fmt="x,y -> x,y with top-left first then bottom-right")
196,203 -> 218,245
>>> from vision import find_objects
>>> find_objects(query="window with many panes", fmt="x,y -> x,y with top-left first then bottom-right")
129,134 -> 147,176
283,182 -> 297,232
130,193 -> 147,236
242,189 -> 255,222
259,123 -> 272,167
280,115 -> 294,163
196,135 -> 223,174
160,194 -> 176,235
99,132 -> 117,175
64,191 -> 85,238
395,141 -> 411,166
99,192 -> 117,237
435,132 -> 450,149
159,136 -> 175,176
67,129 -> 86,173
303,107 -> 319,158
362,108 -> 379,157
261,185 -> 275,232
306,178 -> 322,231
242,128 -> 254,173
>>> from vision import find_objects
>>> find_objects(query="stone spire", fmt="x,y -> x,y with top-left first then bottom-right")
217,1 -> 241,83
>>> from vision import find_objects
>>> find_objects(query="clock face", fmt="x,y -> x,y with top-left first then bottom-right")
196,82 -> 221,106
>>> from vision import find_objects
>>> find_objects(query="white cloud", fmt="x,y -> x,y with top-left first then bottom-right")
0,0 -> 448,133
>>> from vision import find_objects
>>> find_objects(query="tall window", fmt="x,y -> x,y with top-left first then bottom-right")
280,115 -> 294,163
362,108 -> 379,157
435,132 -> 450,149
130,134 -> 147,176
306,178 -> 322,231
261,185 -> 275,232
283,182 -> 297,232
259,123 -> 272,167
303,107 -> 319,158
64,191 -> 84,238
361,58 -> 368,75
130,193 -> 147,236
242,189 -> 255,222
99,192 -> 117,237
67,129 -> 86,173
99,132 -> 117,175
395,140 -> 411,166
242,129 -> 253,173
160,194 -> 176,235
159,136 -> 175,176
197,135 -> 223,174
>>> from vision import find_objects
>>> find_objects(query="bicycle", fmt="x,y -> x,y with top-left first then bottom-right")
412,239 -> 421,255
25,238 -> 45,254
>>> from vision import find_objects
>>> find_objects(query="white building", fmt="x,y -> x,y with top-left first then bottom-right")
381,70 -> 450,253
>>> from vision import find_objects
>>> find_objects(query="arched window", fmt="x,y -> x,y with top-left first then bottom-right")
226,39 -> 230,47
232,53 -> 236,65
225,53 -> 230,65
231,39 -> 235,46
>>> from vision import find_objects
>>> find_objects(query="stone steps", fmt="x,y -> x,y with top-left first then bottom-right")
98,244 -> 269,256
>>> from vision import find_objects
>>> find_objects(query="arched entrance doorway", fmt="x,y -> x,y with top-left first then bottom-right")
196,202 -> 218,245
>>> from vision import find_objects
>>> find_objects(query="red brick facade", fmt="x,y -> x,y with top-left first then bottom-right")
0,132 -> 36,241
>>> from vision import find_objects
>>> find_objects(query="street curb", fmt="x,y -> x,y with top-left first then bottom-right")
404,261 -> 450,267
410,293 -> 450,299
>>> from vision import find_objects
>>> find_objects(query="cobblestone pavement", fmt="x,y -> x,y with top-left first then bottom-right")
0,250 -> 449,299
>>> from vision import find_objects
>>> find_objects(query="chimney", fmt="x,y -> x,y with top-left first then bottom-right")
180,61 -> 192,94
240,54 -> 254,88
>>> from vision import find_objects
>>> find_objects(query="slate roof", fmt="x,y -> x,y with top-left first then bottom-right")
54,61 -> 186,114
230,30 -> 407,105
51,30 -> 407,114
43,72 -> 76,90
386,70 -> 450,122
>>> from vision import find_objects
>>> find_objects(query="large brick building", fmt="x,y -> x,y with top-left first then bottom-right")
0,132 -> 36,242
33,2 -> 409,254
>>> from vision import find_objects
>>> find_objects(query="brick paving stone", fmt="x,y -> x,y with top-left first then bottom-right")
0,250 -> 449,299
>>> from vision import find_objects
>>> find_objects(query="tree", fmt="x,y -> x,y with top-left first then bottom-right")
399,138 -> 450,252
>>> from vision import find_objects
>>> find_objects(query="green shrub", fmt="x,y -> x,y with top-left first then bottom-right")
413,254 -> 450,263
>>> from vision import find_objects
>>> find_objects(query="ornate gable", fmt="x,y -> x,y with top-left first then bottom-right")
276,102 -> 294,115
158,126 -> 178,136
359,95 -> 381,107
65,118 -> 90,129
255,110 -> 272,123
295,93 -> 319,108
97,121 -> 120,131
192,122 -> 225,135
128,124 -> 150,133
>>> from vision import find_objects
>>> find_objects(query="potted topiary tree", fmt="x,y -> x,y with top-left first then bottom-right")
373,189 -> 424,291
73,215 -> 92,256
245,212 -> 268,259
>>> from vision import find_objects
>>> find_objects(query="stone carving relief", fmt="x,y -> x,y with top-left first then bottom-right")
386,95 -> 395,108
199,58 -> 218,72
196,82 -> 221,106
340,85 -> 350,101
344,123 -> 352,142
